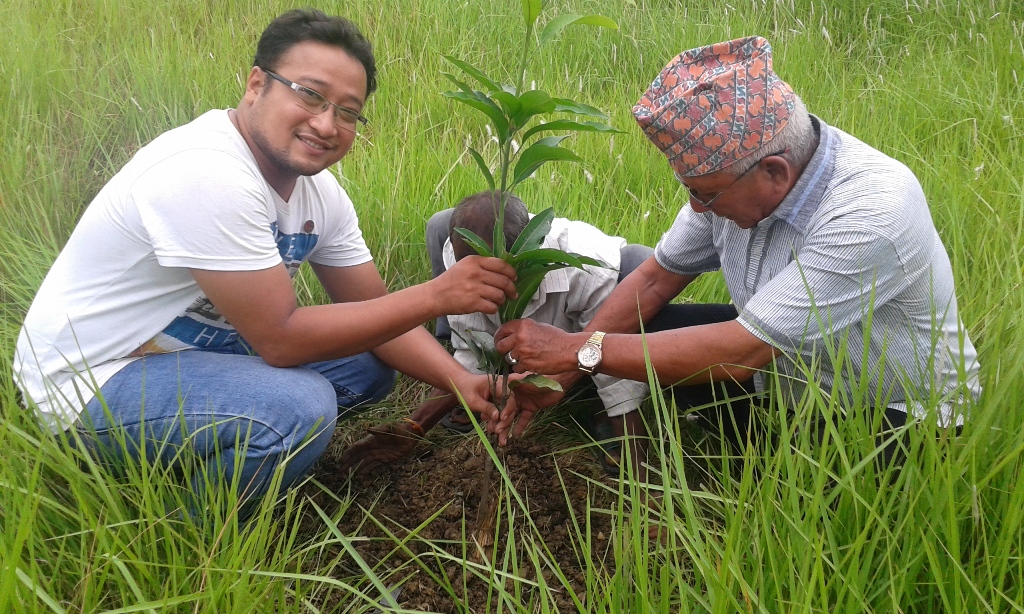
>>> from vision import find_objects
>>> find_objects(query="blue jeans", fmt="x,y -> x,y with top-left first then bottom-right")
77,341 -> 395,517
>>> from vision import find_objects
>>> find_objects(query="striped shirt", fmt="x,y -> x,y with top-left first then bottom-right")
655,116 -> 981,426
444,217 -> 649,416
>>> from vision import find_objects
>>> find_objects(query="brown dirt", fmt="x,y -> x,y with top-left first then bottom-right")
305,422 -> 622,613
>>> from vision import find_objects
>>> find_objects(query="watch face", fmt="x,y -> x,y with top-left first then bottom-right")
578,345 -> 601,368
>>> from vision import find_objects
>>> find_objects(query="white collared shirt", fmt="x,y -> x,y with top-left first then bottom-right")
655,116 -> 981,426
444,217 -> 648,416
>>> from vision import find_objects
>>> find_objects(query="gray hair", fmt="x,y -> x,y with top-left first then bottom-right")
449,190 -> 530,254
722,95 -> 815,177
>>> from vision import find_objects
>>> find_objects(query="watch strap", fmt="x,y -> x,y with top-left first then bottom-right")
577,331 -> 606,374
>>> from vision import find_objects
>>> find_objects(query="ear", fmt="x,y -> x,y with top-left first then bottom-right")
242,66 -> 266,105
762,155 -> 794,195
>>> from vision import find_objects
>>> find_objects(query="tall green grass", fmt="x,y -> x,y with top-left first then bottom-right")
2,0 -> 1021,611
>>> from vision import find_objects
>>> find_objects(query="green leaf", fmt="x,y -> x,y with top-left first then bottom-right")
491,90 -> 522,117
453,227 -> 494,257
511,136 -> 582,187
552,98 -> 610,121
493,194 -> 505,258
501,271 -> 549,321
511,248 -> 605,269
510,89 -> 556,131
500,260 -> 576,320
442,90 -> 509,140
518,90 -> 554,108
498,245 -> 612,320
539,14 -> 619,48
521,0 -> 542,29
442,54 -> 501,92
509,207 -> 554,255
466,146 -> 495,191
521,119 -> 619,141
509,374 -> 563,392
453,329 -> 501,372
443,67 -> 518,117
502,260 -> 585,320
440,71 -> 476,95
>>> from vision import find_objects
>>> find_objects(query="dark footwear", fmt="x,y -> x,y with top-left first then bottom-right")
439,407 -> 475,434
336,419 -> 424,476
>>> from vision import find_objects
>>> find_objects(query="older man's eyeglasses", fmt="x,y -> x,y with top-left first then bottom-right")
261,68 -> 369,134
680,149 -> 789,210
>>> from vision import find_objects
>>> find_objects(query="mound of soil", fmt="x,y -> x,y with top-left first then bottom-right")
308,426 -> 622,612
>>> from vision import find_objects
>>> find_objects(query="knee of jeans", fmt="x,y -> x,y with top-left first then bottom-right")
426,209 -> 454,275
267,370 -> 338,442
426,209 -> 453,242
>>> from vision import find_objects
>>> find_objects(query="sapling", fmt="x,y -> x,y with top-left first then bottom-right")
441,0 -> 618,552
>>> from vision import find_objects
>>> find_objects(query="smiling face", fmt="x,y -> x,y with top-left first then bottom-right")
235,40 -> 368,199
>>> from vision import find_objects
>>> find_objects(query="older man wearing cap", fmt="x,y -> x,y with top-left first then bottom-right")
491,36 -> 981,470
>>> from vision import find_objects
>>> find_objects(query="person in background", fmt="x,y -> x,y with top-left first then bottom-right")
338,190 -> 652,477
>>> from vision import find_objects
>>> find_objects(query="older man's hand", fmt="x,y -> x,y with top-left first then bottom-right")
494,319 -> 585,375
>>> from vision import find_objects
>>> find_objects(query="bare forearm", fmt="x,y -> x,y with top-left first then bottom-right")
191,255 -> 517,370
558,257 -> 696,387
261,282 -> 443,366
596,320 -> 777,385
585,266 -> 695,335
497,318 -> 778,388
372,326 -> 474,393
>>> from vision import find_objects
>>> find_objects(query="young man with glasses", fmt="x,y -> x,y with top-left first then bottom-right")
13,9 -> 517,518
490,37 -> 981,470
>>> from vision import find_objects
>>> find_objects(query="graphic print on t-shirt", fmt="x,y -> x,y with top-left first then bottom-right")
272,221 -> 319,274
128,223 -> 320,356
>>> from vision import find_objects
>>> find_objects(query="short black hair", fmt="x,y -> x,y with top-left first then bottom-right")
449,191 -> 530,260
253,9 -> 377,96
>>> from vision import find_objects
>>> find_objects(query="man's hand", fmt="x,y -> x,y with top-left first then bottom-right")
488,380 -> 542,445
489,371 -> 577,444
335,420 -> 424,476
448,371 -> 500,421
448,372 -> 533,443
494,319 -> 584,375
430,255 -> 518,317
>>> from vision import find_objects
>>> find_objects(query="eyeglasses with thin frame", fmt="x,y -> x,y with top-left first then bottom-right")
260,68 -> 369,133
680,149 -> 789,210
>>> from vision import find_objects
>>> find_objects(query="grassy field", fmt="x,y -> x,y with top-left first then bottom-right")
2,0 -> 1022,611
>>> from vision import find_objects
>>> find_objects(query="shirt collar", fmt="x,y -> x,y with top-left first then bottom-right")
765,115 -> 836,232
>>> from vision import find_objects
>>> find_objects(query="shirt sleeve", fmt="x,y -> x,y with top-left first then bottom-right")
130,149 -> 281,271
654,204 -> 720,274
305,174 -> 373,268
738,210 -> 912,353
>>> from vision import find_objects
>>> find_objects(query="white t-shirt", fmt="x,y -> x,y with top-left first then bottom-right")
14,110 -> 372,431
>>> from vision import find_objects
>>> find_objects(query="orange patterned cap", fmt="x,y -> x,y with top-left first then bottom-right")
633,36 -> 796,177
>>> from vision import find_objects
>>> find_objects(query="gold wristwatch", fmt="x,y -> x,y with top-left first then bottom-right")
576,331 -> 606,374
